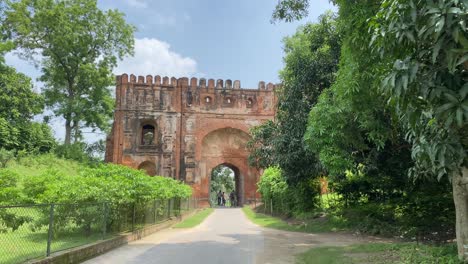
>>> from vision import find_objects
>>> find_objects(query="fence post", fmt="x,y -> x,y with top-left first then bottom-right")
46,204 -> 55,257
270,199 -> 273,215
167,200 -> 171,218
102,202 -> 107,239
132,203 -> 136,232
178,198 -> 181,216
153,200 -> 157,224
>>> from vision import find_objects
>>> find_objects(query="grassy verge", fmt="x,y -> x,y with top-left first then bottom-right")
173,208 -> 214,228
242,205 -> 345,233
0,226 -> 114,264
297,243 -> 461,264
242,206 -> 461,264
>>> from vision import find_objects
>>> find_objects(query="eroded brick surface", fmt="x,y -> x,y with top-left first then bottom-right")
105,74 -> 277,204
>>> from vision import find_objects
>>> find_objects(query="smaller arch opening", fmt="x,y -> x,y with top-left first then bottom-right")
141,124 -> 155,145
210,164 -> 241,207
246,98 -> 253,108
138,161 -> 156,176
205,96 -> 212,104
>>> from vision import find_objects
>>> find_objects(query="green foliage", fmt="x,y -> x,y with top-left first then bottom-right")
54,141 -> 105,165
0,148 -> 14,168
0,155 -> 192,233
257,167 -> 320,216
0,57 -> 55,154
272,2 -> 459,255
209,166 -> 235,204
257,167 -> 287,202
272,0 -> 309,23
5,0 -> 135,144
275,11 -> 340,184
248,13 -> 340,214
369,0 -> 467,179
247,120 -> 277,168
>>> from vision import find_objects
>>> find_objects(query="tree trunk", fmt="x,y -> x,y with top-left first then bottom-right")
65,119 -> 72,145
73,120 -> 79,143
452,167 -> 468,262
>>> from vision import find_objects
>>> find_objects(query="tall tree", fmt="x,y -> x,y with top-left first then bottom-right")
370,0 -> 467,260
5,0 -> 135,144
248,12 -> 341,212
0,3 -> 55,153
275,12 -> 340,184
273,0 -> 467,260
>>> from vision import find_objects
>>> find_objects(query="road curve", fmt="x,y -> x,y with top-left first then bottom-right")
83,208 -> 366,264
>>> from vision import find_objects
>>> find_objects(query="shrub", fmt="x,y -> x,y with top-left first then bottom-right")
0,154 -> 192,233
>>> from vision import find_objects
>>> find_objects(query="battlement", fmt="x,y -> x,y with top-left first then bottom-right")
117,73 -> 277,91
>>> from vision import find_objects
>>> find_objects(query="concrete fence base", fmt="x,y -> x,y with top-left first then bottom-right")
28,209 -> 201,264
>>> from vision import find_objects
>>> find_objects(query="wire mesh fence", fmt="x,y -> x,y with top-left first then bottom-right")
0,197 -> 199,264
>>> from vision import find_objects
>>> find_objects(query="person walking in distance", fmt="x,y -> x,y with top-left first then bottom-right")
222,192 -> 226,206
217,190 -> 222,206
229,191 -> 236,207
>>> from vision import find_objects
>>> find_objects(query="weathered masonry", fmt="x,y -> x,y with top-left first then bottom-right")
105,74 -> 277,205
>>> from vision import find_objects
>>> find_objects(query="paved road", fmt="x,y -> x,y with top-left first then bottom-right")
84,208 -> 368,264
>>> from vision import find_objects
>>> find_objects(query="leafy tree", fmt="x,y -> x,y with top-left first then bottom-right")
369,0 -> 468,260
247,120 -> 277,168
274,0 -> 467,259
0,4 -> 55,153
5,0 -> 135,144
248,11 -> 341,212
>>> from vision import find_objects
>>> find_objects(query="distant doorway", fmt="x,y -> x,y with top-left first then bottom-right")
210,164 -> 240,207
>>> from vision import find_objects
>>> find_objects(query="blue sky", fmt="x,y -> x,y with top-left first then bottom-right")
101,0 -> 336,87
6,0 -> 335,141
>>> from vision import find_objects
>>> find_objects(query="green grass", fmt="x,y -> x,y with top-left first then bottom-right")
173,208 -> 214,228
242,206 -> 345,233
242,206 -> 461,264
297,243 -> 462,264
6,154 -> 82,178
0,223 -> 113,264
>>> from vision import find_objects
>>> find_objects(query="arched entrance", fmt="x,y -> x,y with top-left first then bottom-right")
138,161 -> 156,176
198,127 -> 255,206
209,163 -> 242,207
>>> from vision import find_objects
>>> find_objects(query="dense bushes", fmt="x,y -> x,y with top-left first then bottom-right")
258,165 -> 454,241
0,155 -> 192,233
0,154 -> 192,205
258,167 -> 320,216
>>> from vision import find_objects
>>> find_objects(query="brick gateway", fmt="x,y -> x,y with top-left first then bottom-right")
105,74 -> 277,205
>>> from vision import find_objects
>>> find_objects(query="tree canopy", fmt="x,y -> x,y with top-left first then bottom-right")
271,0 -> 467,260
0,2 -> 55,154
5,0 -> 135,144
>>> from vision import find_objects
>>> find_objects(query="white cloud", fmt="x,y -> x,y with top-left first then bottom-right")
5,37 -> 198,143
115,38 -> 198,78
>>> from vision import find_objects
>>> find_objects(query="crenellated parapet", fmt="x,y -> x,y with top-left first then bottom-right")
117,73 -> 278,91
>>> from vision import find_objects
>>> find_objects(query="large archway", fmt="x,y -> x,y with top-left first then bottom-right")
199,127 -> 255,206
